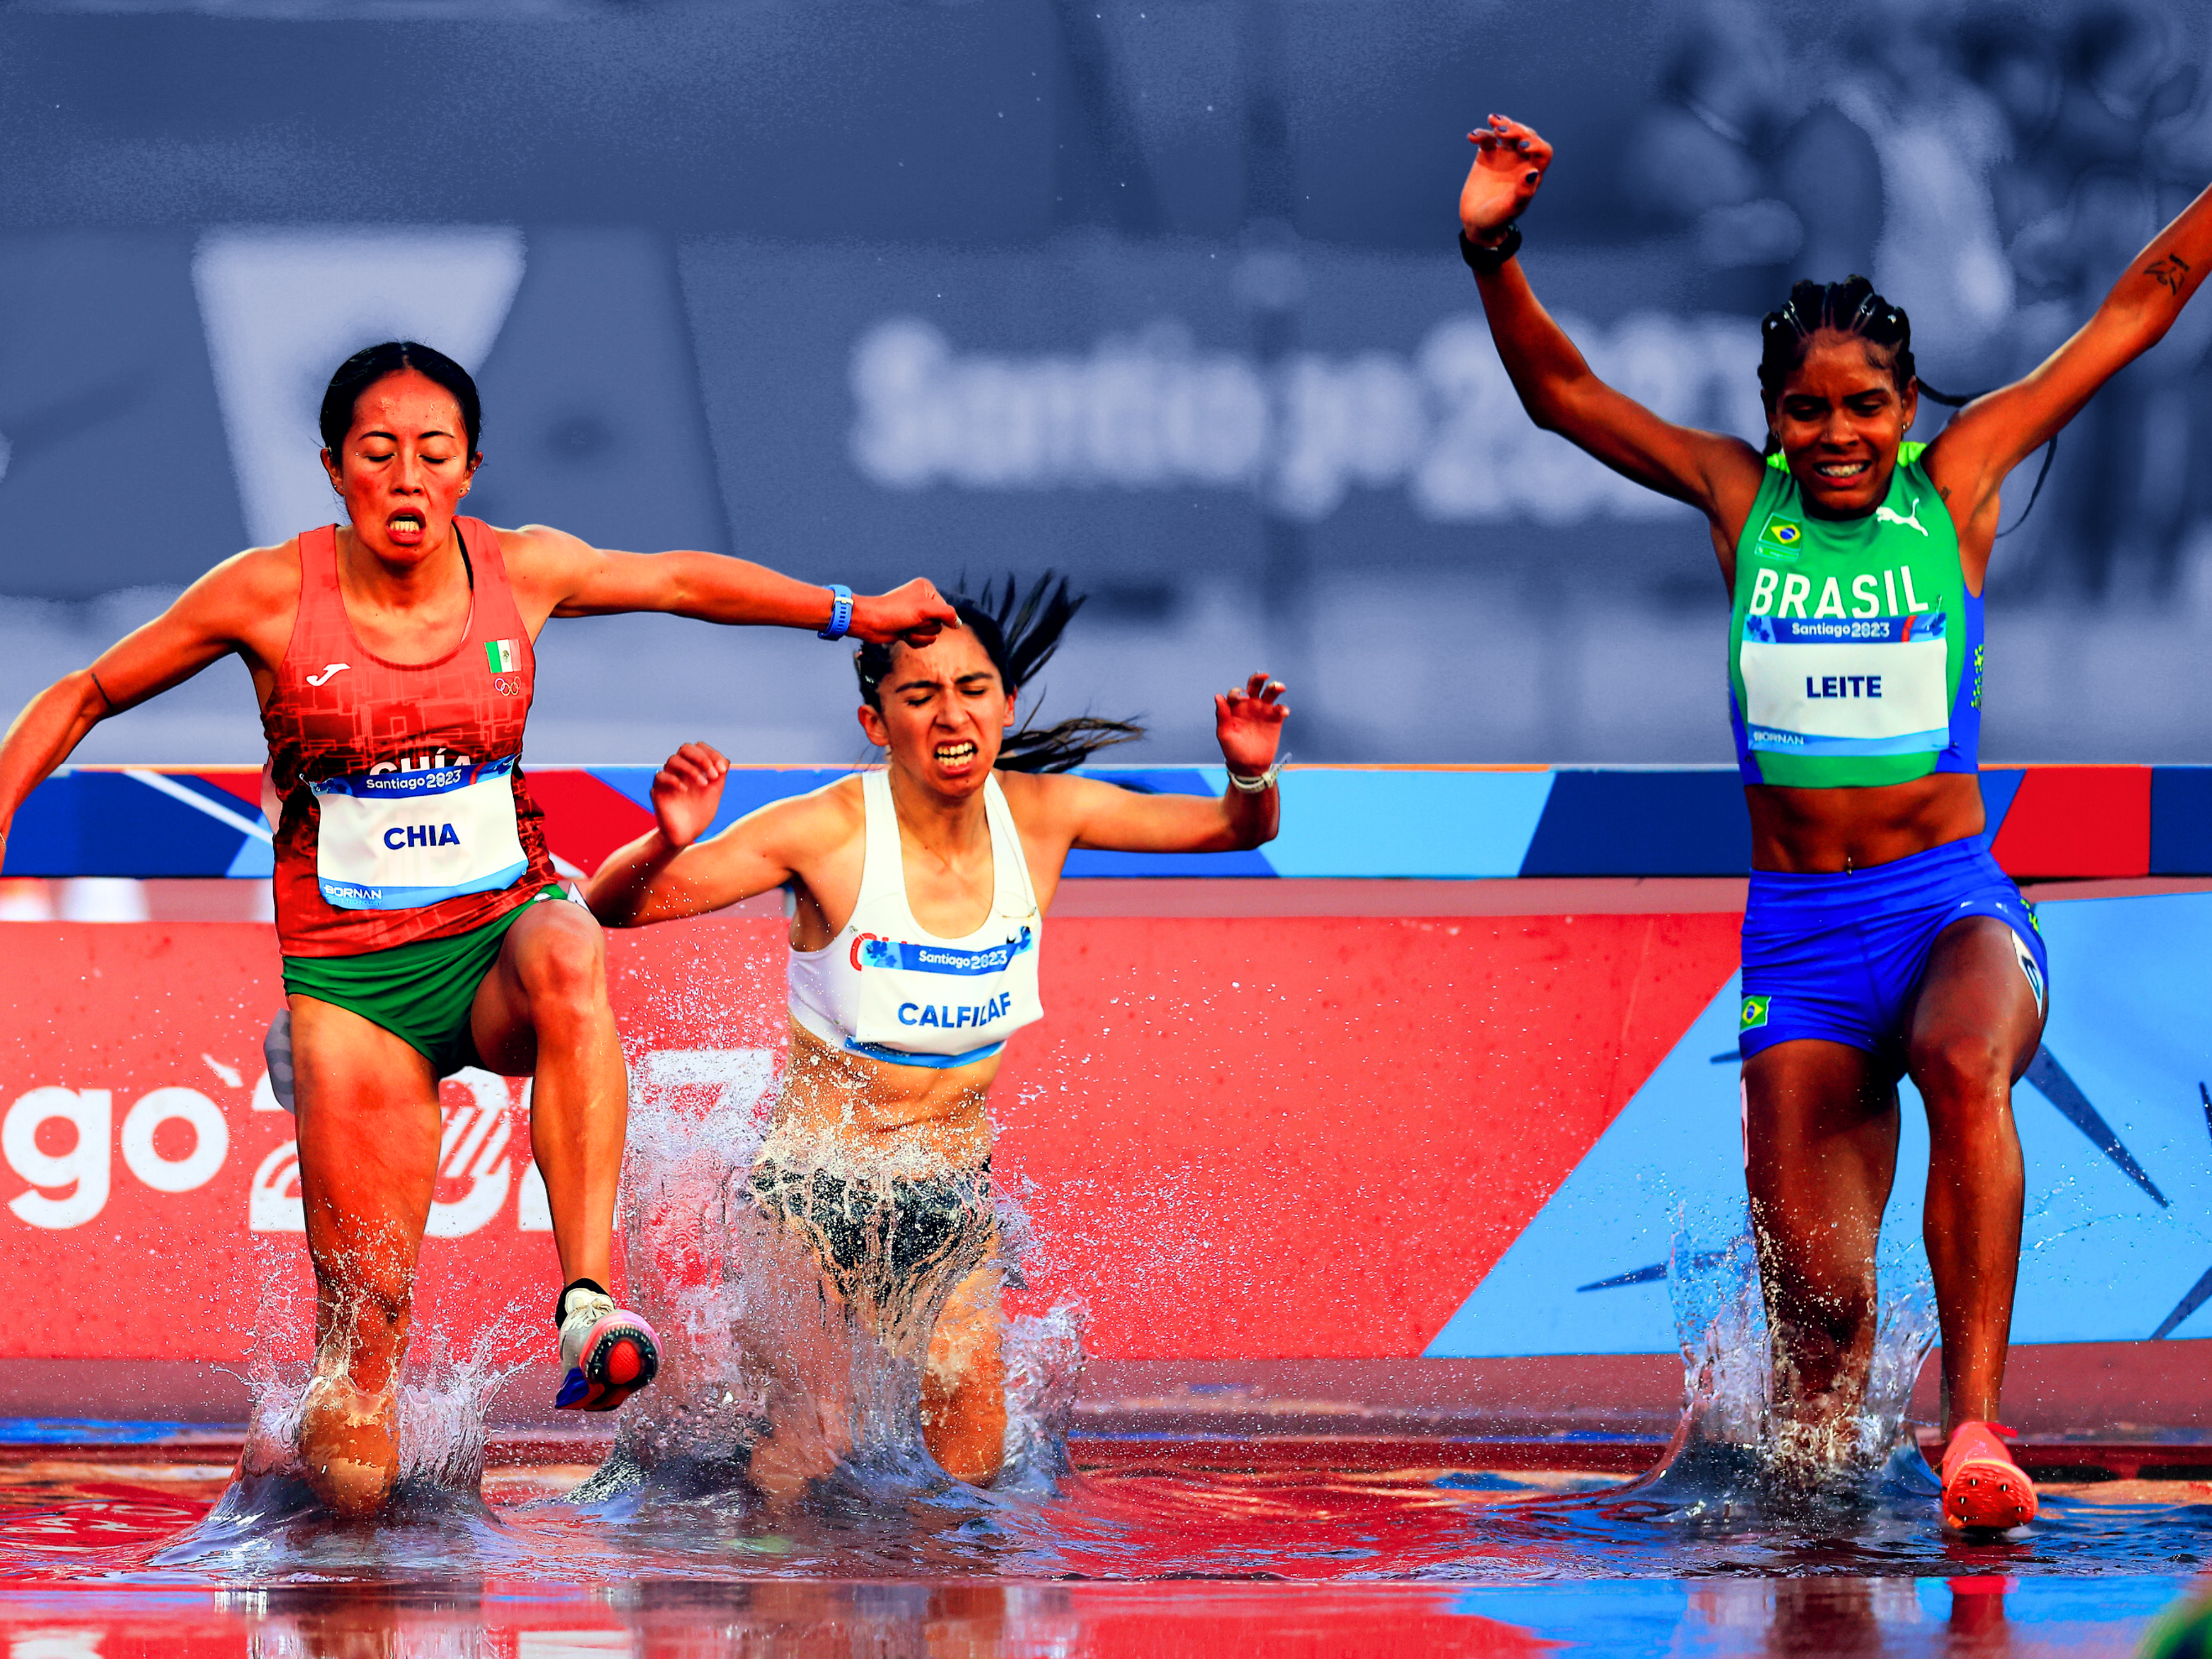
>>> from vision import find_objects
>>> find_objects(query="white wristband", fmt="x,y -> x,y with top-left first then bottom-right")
1226,759 -> 1282,795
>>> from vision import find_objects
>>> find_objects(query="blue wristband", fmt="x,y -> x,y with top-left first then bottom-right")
818,584 -> 854,641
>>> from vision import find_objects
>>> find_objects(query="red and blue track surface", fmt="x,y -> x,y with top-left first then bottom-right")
6,761 -> 2212,1647
6,763 -> 2212,1375
4,764 -> 2211,1372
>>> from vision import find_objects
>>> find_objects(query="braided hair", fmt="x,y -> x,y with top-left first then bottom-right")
854,572 -> 1145,773
1756,276 -> 1970,440
1757,276 -> 2050,529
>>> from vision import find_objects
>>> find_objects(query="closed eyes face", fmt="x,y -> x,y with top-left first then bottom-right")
321,368 -> 479,560
857,628 -> 1015,794
1770,332 -> 1918,518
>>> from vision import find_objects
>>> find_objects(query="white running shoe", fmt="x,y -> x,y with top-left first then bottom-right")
554,1281 -> 661,1412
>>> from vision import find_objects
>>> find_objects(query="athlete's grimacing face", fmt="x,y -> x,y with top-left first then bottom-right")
1767,331 -> 1918,519
858,628 -> 1014,797
320,368 -> 481,563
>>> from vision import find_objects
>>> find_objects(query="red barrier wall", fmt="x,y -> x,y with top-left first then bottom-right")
0,913 -> 1740,1365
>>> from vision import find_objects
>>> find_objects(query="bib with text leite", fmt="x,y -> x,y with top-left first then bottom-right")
1726,444 -> 1983,789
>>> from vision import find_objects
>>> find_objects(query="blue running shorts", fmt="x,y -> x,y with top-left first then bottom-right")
1738,836 -> 2047,1071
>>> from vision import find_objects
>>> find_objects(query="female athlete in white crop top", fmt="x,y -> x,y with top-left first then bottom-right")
785,763 -> 1045,1072
587,577 -> 1287,1489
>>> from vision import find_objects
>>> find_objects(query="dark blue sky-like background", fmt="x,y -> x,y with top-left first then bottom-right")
3,0 -> 2207,765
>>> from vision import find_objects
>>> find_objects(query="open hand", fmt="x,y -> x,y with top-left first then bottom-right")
849,578 -> 961,647
1460,113 -> 1552,241
650,742 -> 729,849
1215,672 -> 1288,777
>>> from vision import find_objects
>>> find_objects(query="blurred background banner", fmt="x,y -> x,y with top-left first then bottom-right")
3,0 -> 2211,764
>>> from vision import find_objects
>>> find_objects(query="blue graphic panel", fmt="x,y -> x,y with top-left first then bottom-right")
1519,770 -> 1751,877
1978,766 -> 2026,838
7,770 -> 249,878
2151,766 -> 2212,874
1427,890 -> 2212,1356
12,764 -> 2211,879
1063,768 -> 1276,876
592,764 -> 852,843
1264,768 -> 1555,878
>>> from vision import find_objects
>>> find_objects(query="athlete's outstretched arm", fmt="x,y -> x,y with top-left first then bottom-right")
1927,179 -> 2212,553
1459,115 -> 1765,530
1023,673 -> 1288,857
0,549 -> 286,872
507,525 -> 958,646
586,743 -> 834,925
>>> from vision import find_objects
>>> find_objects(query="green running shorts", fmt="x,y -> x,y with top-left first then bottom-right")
281,886 -> 561,1077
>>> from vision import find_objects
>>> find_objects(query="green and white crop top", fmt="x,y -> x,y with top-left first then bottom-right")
1728,444 -> 1983,788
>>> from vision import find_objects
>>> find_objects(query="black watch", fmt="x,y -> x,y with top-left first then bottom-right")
1459,223 -> 1522,275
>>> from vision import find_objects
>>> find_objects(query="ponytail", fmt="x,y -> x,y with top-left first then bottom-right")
854,573 -> 1145,773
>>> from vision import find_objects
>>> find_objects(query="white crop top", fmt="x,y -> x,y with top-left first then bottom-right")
788,767 -> 1044,1070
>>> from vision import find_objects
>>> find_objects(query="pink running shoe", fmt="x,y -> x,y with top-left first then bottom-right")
553,1281 -> 660,1412
1940,1421 -> 2038,1531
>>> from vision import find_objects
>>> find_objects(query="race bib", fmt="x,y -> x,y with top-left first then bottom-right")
310,755 -> 529,911
1739,614 -> 1950,758
848,926 -> 1042,1062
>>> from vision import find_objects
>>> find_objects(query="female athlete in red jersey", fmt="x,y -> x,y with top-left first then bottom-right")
0,341 -> 955,1517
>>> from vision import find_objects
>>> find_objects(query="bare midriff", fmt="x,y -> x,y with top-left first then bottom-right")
1746,773 -> 1987,875
771,1018 -> 999,1167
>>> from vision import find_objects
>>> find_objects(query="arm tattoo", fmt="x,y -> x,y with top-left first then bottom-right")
2145,253 -> 2192,295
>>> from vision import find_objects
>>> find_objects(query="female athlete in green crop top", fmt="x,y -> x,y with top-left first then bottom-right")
1458,113 -> 2212,1530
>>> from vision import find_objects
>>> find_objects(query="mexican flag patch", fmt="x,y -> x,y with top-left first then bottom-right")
484,639 -> 519,674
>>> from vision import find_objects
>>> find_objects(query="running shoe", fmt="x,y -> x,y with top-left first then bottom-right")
554,1281 -> 661,1412
1940,1420 -> 2038,1531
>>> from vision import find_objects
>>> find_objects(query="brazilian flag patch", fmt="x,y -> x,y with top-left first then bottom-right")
1756,515 -> 1803,559
1740,995 -> 1771,1031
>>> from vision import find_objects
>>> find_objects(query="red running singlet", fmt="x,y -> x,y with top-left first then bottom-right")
262,518 -> 557,957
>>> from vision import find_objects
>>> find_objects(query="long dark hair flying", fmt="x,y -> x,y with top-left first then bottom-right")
855,573 -> 1145,773
1757,276 -> 2053,533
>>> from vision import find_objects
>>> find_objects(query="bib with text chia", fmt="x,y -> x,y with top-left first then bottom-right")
1738,613 -> 1949,758
310,754 -> 529,911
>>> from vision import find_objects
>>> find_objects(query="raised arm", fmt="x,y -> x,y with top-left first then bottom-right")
1014,673 -> 1288,859
503,524 -> 959,645
1460,115 -> 1765,534
0,549 -> 286,870
586,743 -> 843,926
1926,179 -> 2212,559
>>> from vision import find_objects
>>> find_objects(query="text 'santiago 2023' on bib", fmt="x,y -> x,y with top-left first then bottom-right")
1739,614 -> 1949,757
310,755 -> 529,911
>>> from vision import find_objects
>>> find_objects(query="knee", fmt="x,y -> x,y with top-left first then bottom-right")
1912,1030 -> 2014,1118
518,911 -> 608,1015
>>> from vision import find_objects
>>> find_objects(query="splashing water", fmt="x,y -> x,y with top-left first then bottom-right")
156,1324 -> 528,1573
568,1050 -> 1084,1511
1585,1199 -> 1940,1530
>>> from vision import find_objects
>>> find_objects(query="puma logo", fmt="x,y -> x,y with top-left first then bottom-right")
1874,498 -> 1929,537
305,664 -> 351,687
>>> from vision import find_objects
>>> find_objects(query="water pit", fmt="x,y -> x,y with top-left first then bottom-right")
4,1213 -> 2208,1657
